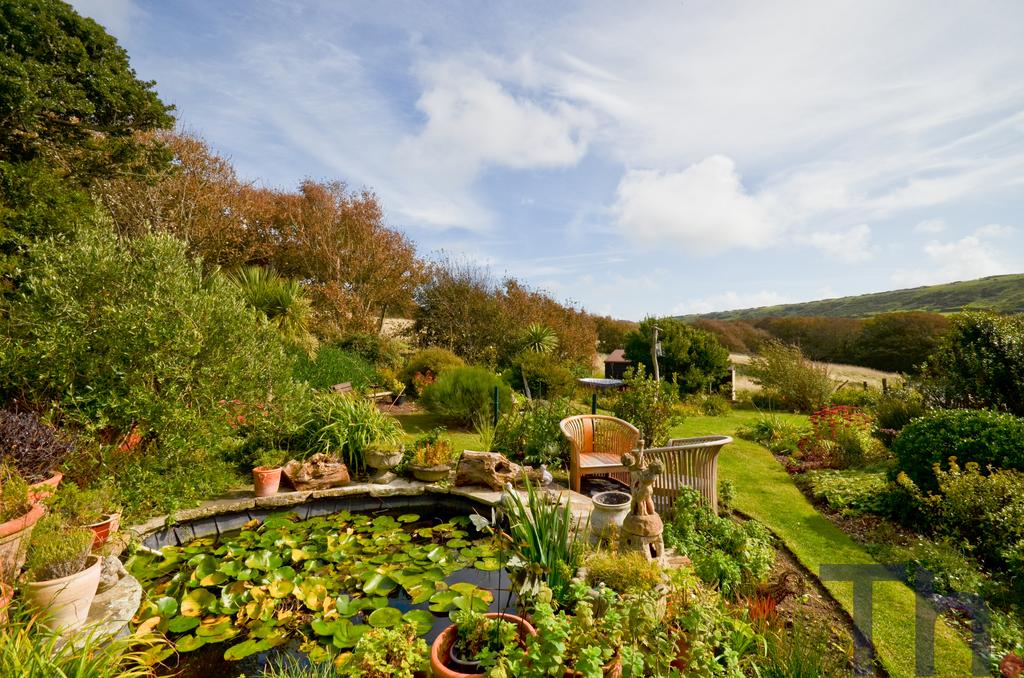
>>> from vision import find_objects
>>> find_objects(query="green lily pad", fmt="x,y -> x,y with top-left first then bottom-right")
397,514 -> 419,523
475,558 -> 501,571
174,634 -> 206,652
223,638 -> 272,661
403,609 -> 435,635
361,573 -> 395,596
367,607 -> 402,628
268,579 -> 294,598
167,615 -> 200,633
331,620 -> 367,649
180,589 -> 217,616
154,596 -> 178,618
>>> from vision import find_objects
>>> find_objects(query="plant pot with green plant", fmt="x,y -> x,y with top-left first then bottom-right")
48,482 -> 121,549
430,606 -> 536,678
0,465 -> 46,583
409,428 -> 456,483
364,441 -> 405,485
22,513 -> 101,632
252,449 -> 286,497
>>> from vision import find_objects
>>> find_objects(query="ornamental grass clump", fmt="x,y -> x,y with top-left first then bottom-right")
305,393 -> 404,474
24,514 -> 93,581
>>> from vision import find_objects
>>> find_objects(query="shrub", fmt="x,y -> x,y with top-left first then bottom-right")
584,551 -> 663,594
337,332 -> 405,371
681,392 -> 732,417
338,623 -> 429,678
873,385 -> 926,445
24,513 -> 93,581
492,397 -> 574,468
665,488 -> 775,597
48,481 -> 114,525
803,470 -> 894,516
802,405 -> 883,469
891,409 -> 1024,491
829,387 -> 879,408
609,365 -> 680,448
921,311 -> 1024,415
0,224 -> 298,449
292,346 -> 378,390
410,427 -> 456,467
0,465 -> 31,522
0,408 -> 74,484
868,538 -> 989,598
504,351 -> 576,400
419,366 -> 512,426
746,341 -> 834,413
399,347 -> 464,396
736,414 -> 805,455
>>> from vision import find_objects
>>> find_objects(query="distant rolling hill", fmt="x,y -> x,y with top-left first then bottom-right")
680,273 -> 1024,320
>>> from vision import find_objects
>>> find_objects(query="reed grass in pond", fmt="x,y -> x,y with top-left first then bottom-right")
127,510 -> 509,669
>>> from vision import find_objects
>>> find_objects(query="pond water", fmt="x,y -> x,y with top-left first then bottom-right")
127,506 -> 517,677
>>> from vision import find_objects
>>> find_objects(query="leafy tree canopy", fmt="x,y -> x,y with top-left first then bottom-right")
623,317 -> 730,395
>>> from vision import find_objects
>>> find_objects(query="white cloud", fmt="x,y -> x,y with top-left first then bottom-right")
892,227 -> 1023,287
612,156 -> 780,254
673,291 -> 789,316
914,218 -> 946,234
807,224 -> 873,263
975,223 -> 1016,239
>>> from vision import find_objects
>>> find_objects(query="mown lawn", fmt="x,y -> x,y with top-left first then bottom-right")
395,413 -> 482,453
671,409 -> 975,678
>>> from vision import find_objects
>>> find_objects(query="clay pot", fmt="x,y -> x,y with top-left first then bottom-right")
589,491 -> 631,544
430,613 -> 536,678
410,464 -> 451,483
28,472 -> 63,500
0,580 -> 13,623
0,501 -> 46,583
252,466 -> 282,497
86,513 -> 121,549
24,554 -> 102,632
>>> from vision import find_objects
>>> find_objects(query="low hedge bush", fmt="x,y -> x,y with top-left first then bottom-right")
891,409 -> 1024,491
292,347 -> 378,390
399,347 -> 464,396
803,469 -> 893,516
419,366 -> 511,425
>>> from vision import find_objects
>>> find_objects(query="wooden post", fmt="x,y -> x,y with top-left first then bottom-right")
862,381 -> 868,391
882,378 -> 888,393
651,326 -> 661,383
730,367 -> 736,402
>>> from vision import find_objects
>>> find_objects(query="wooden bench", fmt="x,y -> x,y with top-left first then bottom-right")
644,435 -> 733,516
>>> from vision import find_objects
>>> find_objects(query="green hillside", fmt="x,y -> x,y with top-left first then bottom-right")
681,273 -> 1024,320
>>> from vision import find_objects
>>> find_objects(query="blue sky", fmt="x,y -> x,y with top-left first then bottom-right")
73,0 -> 1024,319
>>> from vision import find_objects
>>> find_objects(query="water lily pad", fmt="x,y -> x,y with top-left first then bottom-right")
224,638 -> 272,661
428,590 -> 458,613
200,571 -> 228,586
361,573 -> 395,596
402,609 -> 435,635
175,634 -> 206,652
245,550 -> 283,571
397,514 -> 419,523
180,589 -> 217,616
268,579 -> 294,598
475,558 -> 501,571
154,596 -> 178,618
331,620 -> 367,649
167,615 -> 201,633
367,607 -> 402,628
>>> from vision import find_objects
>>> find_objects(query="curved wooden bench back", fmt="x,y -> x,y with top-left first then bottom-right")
645,435 -> 732,516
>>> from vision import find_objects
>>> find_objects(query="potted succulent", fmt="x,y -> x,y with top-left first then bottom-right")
48,482 -> 121,549
364,441 -> 405,485
408,428 -> 456,483
22,513 -> 102,632
0,407 -> 74,495
0,465 -> 46,583
336,622 -> 429,678
252,449 -> 286,497
430,606 -> 536,677
589,491 -> 631,545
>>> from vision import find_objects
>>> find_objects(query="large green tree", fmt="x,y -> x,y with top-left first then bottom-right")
1,0 -> 174,285
852,311 -> 951,374
623,317 -> 730,395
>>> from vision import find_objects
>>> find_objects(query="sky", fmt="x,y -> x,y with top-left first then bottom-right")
71,0 -> 1024,320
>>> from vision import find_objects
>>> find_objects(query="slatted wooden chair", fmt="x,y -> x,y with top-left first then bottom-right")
644,435 -> 732,516
559,415 -> 641,493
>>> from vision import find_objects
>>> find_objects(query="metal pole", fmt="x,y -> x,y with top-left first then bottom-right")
591,392 -> 597,415
651,325 -> 661,382
492,386 -> 499,426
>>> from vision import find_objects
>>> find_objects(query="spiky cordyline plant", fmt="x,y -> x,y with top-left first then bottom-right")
226,265 -> 317,353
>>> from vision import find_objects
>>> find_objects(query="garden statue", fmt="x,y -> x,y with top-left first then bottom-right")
618,448 -> 666,564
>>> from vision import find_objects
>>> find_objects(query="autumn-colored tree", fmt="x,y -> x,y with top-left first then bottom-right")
97,131 -> 274,267
692,318 -> 771,355
593,315 -> 637,354
754,316 -> 863,363
498,278 -> 597,367
267,180 -> 422,337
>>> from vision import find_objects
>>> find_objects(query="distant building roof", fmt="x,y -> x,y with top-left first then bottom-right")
604,349 -> 631,364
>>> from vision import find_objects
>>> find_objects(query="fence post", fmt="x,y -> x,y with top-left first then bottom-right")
492,386 -> 499,426
862,381 -> 868,391
591,392 -> 598,415
882,378 -> 888,393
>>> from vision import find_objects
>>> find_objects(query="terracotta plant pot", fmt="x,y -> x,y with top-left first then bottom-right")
0,580 -> 13,623
252,466 -> 282,497
410,464 -> 451,483
430,613 -> 537,678
0,501 -> 46,583
86,513 -> 121,549
24,554 -> 102,632
589,491 -> 631,544
28,472 -> 63,500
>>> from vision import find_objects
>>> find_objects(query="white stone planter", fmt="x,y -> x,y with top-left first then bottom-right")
590,490 -> 631,544
24,554 -> 102,632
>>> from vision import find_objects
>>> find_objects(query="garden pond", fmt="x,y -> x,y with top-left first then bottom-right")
126,507 -> 516,676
